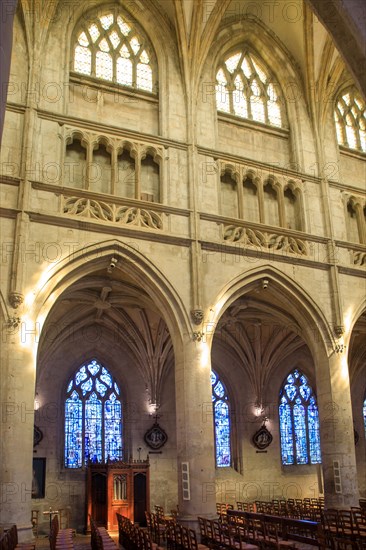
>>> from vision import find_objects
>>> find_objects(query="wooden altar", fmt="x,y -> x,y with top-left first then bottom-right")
86,459 -> 150,532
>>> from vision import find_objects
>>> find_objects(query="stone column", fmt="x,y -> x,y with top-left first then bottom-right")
316,350 -> 360,507
0,323 -> 36,540
174,337 -> 217,523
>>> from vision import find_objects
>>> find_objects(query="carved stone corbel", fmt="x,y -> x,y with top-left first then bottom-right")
191,309 -> 204,325
9,292 -> 24,309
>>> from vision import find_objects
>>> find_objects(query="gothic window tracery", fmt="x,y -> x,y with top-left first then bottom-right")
216,50 -> 284,128
65,359 -> 122,468
211,370 -> 231,467
279,369 -> 321,465
334,89 -> 366,152
73,11 -> 155,93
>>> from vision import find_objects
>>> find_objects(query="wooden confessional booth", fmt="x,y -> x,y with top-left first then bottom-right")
86,460 -> 150,532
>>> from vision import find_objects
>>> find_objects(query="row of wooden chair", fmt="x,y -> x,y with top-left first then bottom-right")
117,513 -> 164,550
165,521 -> 210,550
0,526 -> 35,550
145,512 -> 171,545
198,516 -> 300,550
90,516 -> 117,550
49,515 -> 74,550
322,509 -> 366,545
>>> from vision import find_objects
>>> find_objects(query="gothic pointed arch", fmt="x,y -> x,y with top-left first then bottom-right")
71,6 -> 157,94
208,266 -> 334,358
216,47 -> 285,128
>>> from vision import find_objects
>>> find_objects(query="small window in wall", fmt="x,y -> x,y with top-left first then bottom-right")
221,171 -> 238,218
65,359 -> 122,468
65,139 -> 86,188
279,369 -> 321,465
73,11 -> 156,93
216,50 -> 285,128
334,89 -> 366,152
243,177 -> 259,222
211,370 -> 231,467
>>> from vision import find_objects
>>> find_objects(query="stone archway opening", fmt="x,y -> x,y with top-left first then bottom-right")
34,264 -> 178,533
211,285 -> 321,505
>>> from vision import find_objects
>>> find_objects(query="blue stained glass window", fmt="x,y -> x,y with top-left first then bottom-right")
81,378 -> 93,395
76,366 -> 87,385
105,394 -> 122,460
96,378 -> 107,397
279,369 -> 321,465
85,393 -> 102,463
211,370 -> 231,467
363,397 -> 366,436
64,360 -> 122,467
101,368 -> 112,387
88,360 -> 100,376
65,391 -> 82,468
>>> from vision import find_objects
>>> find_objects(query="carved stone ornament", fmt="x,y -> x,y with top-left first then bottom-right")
252,424 -> 273,450
191,309 -> 204,325
34,425 -> 43,448
144,422 -> 168,450
9,292 -> 24,309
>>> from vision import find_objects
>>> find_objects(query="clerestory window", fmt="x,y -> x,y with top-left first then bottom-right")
334,89 -> 366,152
216,50 -> 284,128
73,11 -> 155,93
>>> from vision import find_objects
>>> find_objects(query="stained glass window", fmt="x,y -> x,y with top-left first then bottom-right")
73,12 -> 155,93
363,397 -> 366,436
279,369 -> 321,465
334,89 -> 366,152
64,359 -> 122,468
211,370 -> 231,467
216,51 -> 285,128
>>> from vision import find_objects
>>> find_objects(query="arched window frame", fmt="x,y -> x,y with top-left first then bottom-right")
279,369 -> 321,466
71,8 -> 157,95
64,359 -> 122,468
211,370 -> 231,468
215,48 -> 287,129
334,87 -> 366,153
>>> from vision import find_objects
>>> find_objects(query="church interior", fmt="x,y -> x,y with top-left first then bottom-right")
0,0 -> 365,543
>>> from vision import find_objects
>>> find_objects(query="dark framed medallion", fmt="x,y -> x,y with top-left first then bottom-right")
144,422 -> 167,450
252,424 -> 273,450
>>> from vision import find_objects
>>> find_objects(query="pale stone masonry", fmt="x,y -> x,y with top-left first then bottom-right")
0,0 -> 365,540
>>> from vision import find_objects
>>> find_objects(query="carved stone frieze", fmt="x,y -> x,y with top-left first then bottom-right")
62,196 -> 163,230
223,225 -> 308,255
